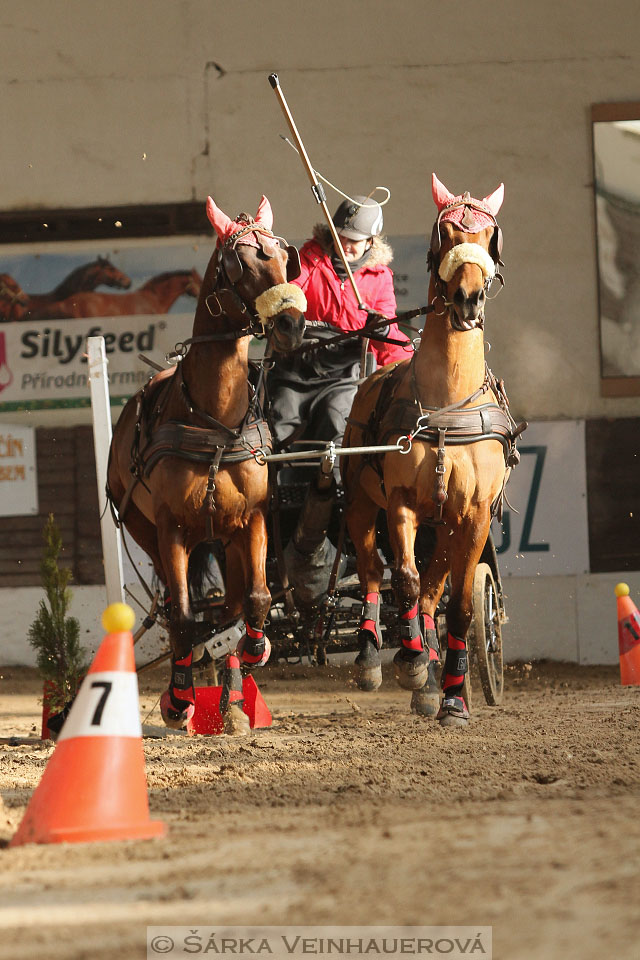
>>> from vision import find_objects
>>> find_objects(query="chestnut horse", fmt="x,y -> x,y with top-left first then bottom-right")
0,275 -> 29,322
0,260 -> 131,321
23,268 -> 201,320
30,257 -> 132,302
342,173 -> 522,727
107,195 -> 306,729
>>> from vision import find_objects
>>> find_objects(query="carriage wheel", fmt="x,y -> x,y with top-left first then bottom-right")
470,563 -> 504,705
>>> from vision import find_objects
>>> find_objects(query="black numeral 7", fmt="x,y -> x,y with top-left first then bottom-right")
89,681 -> 113,725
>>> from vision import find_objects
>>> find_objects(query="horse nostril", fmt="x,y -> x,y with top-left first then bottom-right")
275,312 -> 305,344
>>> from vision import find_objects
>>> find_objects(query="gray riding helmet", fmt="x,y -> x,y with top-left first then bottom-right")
333,196 -> 384,240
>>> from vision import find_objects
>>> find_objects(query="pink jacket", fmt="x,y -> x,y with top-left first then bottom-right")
292,227 -> 411,366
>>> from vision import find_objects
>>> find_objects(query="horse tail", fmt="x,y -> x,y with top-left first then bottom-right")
188,541 -> 225,601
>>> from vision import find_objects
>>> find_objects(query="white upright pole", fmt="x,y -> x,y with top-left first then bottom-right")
87,336 -> 125,605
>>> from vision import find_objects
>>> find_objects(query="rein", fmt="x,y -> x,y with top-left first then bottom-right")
290,304 -> 433,358
166,327 -> 254,362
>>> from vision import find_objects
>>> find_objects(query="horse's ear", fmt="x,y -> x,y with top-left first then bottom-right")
206,196 -> 234,240
255,195 -> 274,231
432,173 -> 455,211
483,183 -> 504,217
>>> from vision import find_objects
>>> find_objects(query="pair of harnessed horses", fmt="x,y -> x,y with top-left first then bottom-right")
107,176 -> 524,730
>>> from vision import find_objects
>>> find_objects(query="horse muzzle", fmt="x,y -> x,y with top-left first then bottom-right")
450,309 -> 484,333
255,282 -> 307,352
449,288 -> 485,332
270,309 -> 306,352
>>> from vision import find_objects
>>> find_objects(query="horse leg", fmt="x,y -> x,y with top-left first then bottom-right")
221,511 -> 271,736
234,509 -> 272,667
437,510 -> 492,728
345,492 -> 384,691
386,492 -> 431,691
155,517 -> 197,730
411,528 -> 450,716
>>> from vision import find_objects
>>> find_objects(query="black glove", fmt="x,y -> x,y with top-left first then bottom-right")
363,311 -> 390,339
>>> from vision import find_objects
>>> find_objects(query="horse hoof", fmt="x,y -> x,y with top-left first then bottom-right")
436,696 -> 470,728
237,635 -> 272,668
393,648 -> 429,691
355,640 -> 382,691
355,664 -> 383,692
160,690 -> 195,731
410,688 -> 439,717
438,712 -> 469,728
223,704 -> 251,736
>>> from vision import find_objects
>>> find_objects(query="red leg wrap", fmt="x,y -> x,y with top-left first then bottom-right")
442,633 -> 467,696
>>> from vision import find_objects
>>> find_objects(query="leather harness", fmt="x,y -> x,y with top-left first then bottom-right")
343,197 -> 524,524
107,215 -> 285,541
347,356 -> 526,524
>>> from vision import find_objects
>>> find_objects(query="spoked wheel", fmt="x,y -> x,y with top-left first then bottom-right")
470,563 -> 503,705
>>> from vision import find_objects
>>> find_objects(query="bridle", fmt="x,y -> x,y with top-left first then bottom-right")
426,193 -> 505,331
167,215 -> 303,361
204,214 -> 301,335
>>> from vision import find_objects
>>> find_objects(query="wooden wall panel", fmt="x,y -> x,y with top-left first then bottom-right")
0,427 -> 103,588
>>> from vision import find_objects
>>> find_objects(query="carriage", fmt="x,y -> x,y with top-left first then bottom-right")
109,178 -> 524,732
262,439 -> 507,710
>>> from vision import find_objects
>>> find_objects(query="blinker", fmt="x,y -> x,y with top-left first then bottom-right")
285,245 -> 301,282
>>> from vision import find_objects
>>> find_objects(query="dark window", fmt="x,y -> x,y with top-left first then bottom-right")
0,202 -> 208,245
586,418 -> 640,572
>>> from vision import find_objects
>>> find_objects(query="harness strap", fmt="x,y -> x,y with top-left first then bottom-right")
167,328 -> 253,361
204,447 -> 224,540
178,364 -> 240,437
412,356 -> 491,418
433,428 -> 448,523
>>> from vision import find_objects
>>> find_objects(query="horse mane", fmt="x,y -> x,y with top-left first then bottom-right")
50,259 -> 106,297
142,270 -> 195,287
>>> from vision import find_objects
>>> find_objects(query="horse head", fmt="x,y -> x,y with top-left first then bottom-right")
95,257 -> 132,290
200,195 -> 306,353
428,173 -> 504,332
186,268 -> 203,298
0,274 -> 28,320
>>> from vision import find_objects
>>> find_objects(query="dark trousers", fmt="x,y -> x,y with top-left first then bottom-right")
268,366 -> 359,447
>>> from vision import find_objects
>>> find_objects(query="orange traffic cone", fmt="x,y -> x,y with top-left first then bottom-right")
11,603 -> 166,846
615,583 -> 640,687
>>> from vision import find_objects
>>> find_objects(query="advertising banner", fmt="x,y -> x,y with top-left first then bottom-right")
491,420 -> 589,577
0,423 -> 38,516
0,233 -> 435,412
0,235 -> 211,411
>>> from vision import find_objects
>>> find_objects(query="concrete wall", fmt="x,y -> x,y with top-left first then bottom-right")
1,1 -> 639,664
4,570 -> 639,669
2,0 -> 639,422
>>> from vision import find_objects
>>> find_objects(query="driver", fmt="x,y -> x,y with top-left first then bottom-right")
268,195 -> 411,448
267,196 -> 412,623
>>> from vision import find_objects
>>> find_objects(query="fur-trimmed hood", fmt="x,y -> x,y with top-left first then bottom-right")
310,223 -> 393,268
